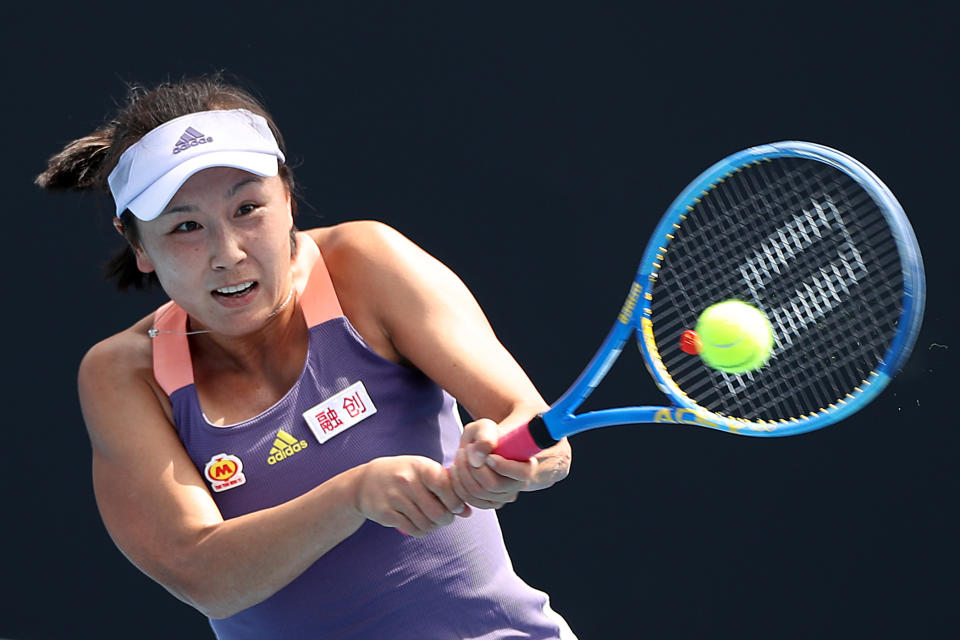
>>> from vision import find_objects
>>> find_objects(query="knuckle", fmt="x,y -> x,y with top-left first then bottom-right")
396,469 -> 417,488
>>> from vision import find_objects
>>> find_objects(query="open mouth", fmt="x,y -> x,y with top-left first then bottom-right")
212,281 -> 258,298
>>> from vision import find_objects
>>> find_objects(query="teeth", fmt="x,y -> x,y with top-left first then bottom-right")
216,282 -> 254,294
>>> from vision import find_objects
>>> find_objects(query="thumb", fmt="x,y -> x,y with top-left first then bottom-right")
462,418 -> 499,467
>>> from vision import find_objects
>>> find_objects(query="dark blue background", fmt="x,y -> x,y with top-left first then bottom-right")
2,4 -> 955,638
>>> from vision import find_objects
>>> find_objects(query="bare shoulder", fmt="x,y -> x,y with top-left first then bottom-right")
79,316 -> 154,389
306,220 -> 416,270
78,315 -> 173,447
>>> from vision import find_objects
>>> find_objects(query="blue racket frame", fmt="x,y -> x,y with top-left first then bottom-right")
540,141 -> 926,439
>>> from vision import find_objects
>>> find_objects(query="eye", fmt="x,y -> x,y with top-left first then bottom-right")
172,220 -> 202,233
237,203 -> 259,216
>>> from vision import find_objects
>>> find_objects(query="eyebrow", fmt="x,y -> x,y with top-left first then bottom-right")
159,176 -> 265,217
226,176 -> 263,197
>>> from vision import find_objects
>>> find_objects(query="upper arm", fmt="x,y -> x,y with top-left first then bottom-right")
78,335 -> 221,596
311,222 -> 548,425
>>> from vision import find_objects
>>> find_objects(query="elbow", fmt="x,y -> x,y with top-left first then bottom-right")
143,548 -> 249,620
166,570 -> 247,620
103,518 -> 259,619
200,601 -> 246,621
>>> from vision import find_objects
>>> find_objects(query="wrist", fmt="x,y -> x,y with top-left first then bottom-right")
332,463 -> 369,522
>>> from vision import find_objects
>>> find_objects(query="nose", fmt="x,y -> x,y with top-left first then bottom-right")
210,225 -> 247,271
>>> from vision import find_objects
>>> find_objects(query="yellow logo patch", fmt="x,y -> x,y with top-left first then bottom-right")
267,429 -> 309,465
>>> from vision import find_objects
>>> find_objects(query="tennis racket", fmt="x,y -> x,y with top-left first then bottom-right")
495,141 -> 925,460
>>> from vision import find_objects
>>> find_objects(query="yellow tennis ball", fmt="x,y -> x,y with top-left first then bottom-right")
695,300 -> 774,373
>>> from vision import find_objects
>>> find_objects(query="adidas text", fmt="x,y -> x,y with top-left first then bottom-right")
173,136 -> 213,154
268,429 -> 310,465
172,126 -> 214,154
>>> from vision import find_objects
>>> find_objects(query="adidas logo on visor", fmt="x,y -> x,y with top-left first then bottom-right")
172,126 -> 213,154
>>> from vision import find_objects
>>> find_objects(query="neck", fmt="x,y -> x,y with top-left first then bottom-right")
188,287 -> 306,377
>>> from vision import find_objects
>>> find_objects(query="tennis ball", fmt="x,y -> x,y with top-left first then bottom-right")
695,300 -> 774,373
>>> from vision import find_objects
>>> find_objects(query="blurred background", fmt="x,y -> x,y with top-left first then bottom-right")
2,3 -> 955,638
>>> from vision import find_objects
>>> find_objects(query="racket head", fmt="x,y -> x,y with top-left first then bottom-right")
633,141 -> 925,436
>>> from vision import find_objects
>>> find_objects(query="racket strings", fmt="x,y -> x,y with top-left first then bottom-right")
690,164 -> 894,417
717,175 -> 891,417
649,157 -> 904,421
751,161 -> 895,381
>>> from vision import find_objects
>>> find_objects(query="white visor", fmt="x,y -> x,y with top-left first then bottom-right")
107,109 -> 286,221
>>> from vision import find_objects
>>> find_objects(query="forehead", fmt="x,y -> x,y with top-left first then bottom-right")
167,167 -> 283,206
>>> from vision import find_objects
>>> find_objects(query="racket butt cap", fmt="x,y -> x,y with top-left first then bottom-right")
527,415 -> 559,450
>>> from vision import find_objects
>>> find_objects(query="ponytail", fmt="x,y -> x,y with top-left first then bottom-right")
35,119 -> 159,290
34,125 -> 116,191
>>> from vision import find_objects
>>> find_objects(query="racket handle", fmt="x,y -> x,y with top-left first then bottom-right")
492,416 -> 558,461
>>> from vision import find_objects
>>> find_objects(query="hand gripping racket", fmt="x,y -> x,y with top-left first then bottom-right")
494,141 -> 925,460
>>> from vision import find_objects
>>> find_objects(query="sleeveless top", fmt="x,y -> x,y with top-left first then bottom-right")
151,234 -> 575,639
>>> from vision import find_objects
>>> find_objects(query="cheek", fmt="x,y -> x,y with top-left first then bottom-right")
139,242 -> 206,288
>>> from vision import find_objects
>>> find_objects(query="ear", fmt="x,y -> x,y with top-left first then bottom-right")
114,217 -> 156,273
134,245 -> 156,274
285,190 -> 295,222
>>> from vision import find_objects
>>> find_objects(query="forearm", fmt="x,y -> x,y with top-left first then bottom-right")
163,466 -> 365,619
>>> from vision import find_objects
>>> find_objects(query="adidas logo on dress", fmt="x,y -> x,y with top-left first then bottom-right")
267,429 -> 309,465
172,126 -> 213,154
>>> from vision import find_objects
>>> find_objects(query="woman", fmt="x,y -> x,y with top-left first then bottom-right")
37,76 -> 574,639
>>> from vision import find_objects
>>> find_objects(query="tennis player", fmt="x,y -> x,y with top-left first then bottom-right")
37,76 -> 574,639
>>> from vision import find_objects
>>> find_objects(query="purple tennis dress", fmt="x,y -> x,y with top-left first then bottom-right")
151,235 -> 576,639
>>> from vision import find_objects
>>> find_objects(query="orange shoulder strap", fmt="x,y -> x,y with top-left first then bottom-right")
151,301 -> 194,396
295,232 -> 343,327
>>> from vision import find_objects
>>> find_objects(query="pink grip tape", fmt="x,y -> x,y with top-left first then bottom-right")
491,423 -> 543,461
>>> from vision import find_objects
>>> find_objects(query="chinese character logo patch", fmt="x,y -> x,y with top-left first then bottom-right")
302,381 -> 377,444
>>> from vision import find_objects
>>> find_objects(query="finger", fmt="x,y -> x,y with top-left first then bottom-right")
407,482 -> 458,528
459,457 -> 519,507
457,475 -> 518,509
463,456 -> 529,495
393,492 -> 449,533
483,454 -> 538,485
422,467 -> 468,516
466,441 -> 492,469
461,419 -> 499,467
450,450 -> 508,509
455,448 -> 497,498
449,457 -> 470,503
389,511 -> 429,538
